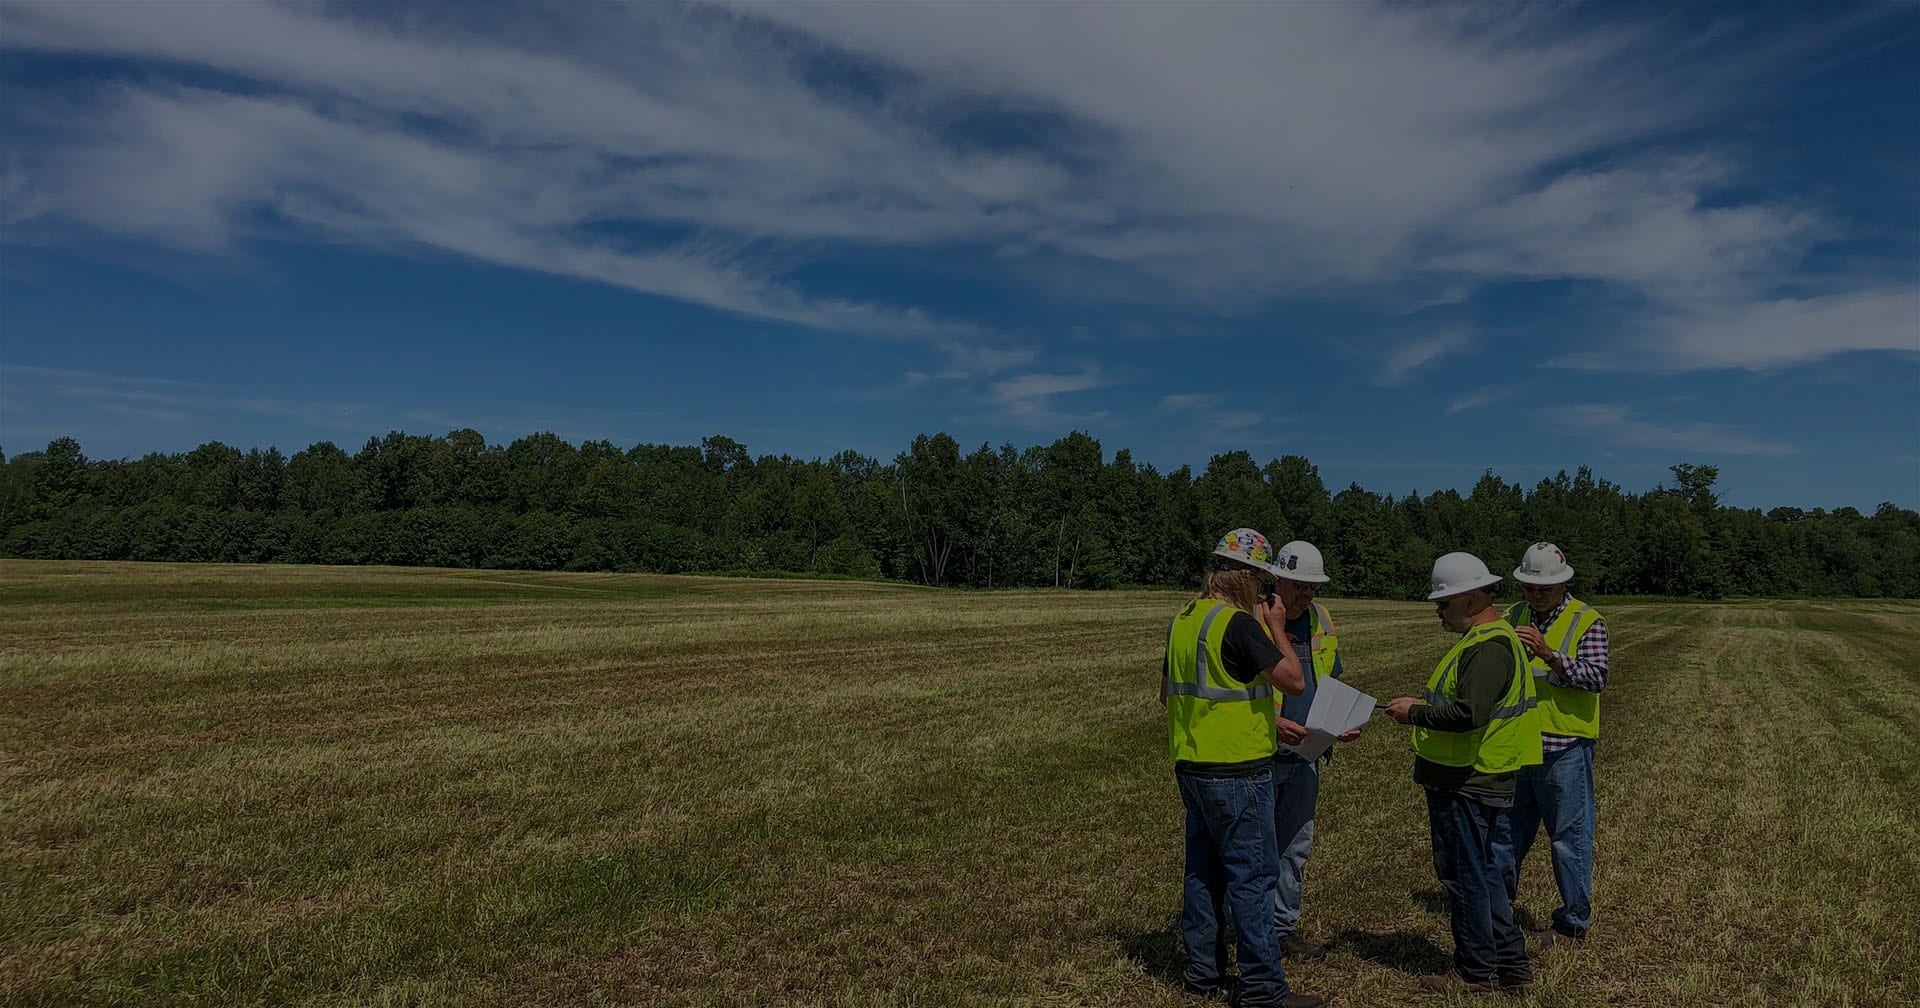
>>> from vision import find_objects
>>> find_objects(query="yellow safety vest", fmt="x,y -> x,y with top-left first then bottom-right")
1410,621 -> 1542,774
1165,600 -> 1277,765
1505,598 -> 1604,739
1306,602 -> 1339,684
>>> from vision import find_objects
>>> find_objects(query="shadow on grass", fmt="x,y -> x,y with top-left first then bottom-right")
1514,904 -> 1543,932
1410,888 -> 1544,930
1331,928 -> 1450,976
1119,914 -> 1185,987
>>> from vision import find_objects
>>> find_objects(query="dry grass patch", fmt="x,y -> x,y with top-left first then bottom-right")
2,561 -> 1915,1007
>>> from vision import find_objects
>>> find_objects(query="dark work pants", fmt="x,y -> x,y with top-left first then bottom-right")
1426,786 -> 1531,983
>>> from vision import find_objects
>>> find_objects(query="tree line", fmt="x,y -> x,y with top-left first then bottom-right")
2,430 -> 1916,599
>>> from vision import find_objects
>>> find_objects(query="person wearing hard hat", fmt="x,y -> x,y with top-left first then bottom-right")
1162,529 -> 1325,1008
1492,542 -> 1609,949
1266,540 -> 1359,961
1383,552 -> 1542,995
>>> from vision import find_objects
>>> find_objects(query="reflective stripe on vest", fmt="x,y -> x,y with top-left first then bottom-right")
1165,600 -> 1278,765
1165,602 -> 1275,702
1409,620 -> 1543,774
1308,602 -> 1339,684
1504,597 -> 1604,739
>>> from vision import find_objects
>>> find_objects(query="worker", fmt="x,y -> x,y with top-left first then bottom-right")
1266,540 -> 1360,960
1383,552 -> 1541,995
1163,528 -> 1325,1008
1493,541 -> 1609,948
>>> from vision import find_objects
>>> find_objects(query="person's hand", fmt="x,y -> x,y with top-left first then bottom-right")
1275,716 -> 1309,745
1336,727 -> 1362,743
1384,697 -> 1419,724
1515,625 -> 1551,661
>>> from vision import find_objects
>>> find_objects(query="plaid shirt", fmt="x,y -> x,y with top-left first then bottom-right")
1522,594 -> 1609,752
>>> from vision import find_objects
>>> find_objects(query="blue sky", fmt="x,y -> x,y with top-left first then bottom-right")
2,1 -> 1916,510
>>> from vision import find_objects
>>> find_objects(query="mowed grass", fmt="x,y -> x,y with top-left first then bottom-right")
2,560 -> 1915,1008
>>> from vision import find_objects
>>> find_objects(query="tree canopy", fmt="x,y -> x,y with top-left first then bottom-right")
4,433 -> 1915,599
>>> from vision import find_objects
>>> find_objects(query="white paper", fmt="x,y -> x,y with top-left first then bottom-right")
1278,675 -> 1378,761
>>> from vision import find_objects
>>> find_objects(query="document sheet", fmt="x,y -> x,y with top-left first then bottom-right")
1278,675 -> 1378,761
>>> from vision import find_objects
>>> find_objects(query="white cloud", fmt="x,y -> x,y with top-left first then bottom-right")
1426,156 -> 1826,301
1,364 -> 697,454
0,3 -> 1043,373
1376,330 -> 1478,386
93,402 -> 193,426
934,343 -> 1038,382
729,1 -> 1871,303
1563,404 -> 1799,456
1153,395 -> 1269,449
48,380 -> 375,430
0,0 -> 1908,377
1556,288 -> 1920,372
20,83 -> 1016,353
988,367 -> 1114,427
4,365 -> 217,389
991,369 -> 1110,404
1206,411 -> 1264,436
1444,387 -> 1511,417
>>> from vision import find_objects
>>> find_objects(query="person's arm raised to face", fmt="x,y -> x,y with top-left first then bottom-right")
1259,594 -> 1306,696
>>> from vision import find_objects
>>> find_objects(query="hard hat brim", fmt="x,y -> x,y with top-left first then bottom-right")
1209,547 -> 1272,574
1511,565 -> 1575,586
1425,571 -> 1503,601
1271,565 -> 1331,584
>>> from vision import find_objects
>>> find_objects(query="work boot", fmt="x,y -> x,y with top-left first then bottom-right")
1226,989 -> 1324,1008
1529,927 -> 1583,949
1183,977 -> 1231,1001
1280,934 -> 1328,960
1417,970 -> 1495,994
1496,973 -> 1535,994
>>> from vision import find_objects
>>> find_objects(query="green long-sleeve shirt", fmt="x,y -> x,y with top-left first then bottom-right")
1410,637 -> 1520,806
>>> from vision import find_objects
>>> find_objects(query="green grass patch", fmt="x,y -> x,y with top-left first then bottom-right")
2,561 -> 1914,1007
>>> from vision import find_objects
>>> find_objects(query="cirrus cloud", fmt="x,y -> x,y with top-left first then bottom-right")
1,0 -> 1912,382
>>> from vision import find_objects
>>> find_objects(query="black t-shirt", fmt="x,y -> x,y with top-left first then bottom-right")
1162,607 -> 1283,685
1219,610 -> 1285,684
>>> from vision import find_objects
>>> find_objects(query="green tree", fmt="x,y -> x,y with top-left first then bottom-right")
504,433 -> 582,515
238,447 -> 286,512
1266,454 -> 1330,545
1324,484 -> 1395,597
35,437 -> 91,519
1195,450 -> 1285,548
282,443 -> 357,516
182,443 -> 245,511
893,433 -> 965,585
1038,431 -> 1104,587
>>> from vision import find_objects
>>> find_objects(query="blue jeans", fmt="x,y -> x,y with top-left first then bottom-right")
1178,768 -> 1290,1006
1492,738 -> 1596,937
1426,787 -> 1530,983
1270,757 -> 1319,939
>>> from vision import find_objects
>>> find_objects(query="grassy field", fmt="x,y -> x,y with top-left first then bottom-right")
3,560 -> 1916,1008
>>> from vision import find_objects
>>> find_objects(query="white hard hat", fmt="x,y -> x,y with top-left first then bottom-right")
1272,540 -> 1330,583
1211,528 -> 1278,573
1513,541 -> 1574,585
1428,551 -> 1502,601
